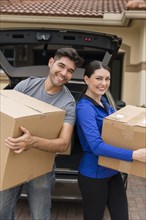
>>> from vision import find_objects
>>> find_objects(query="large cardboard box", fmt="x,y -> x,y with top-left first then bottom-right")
98,105 -> 146,178
0,90 -> 65,190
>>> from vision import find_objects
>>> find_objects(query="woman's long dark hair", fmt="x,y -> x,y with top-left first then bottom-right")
84,60 -> 111,78
82,60 -> 111,94
76,60 -> 111,103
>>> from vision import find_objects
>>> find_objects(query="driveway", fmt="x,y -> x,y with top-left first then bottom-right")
15,174 -> 146,220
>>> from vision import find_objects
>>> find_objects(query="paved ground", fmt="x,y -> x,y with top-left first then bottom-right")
126,175 -> 146,220
15,174 -> 146,220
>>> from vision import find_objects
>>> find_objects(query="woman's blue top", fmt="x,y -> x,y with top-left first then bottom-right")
76,95 -> 133,179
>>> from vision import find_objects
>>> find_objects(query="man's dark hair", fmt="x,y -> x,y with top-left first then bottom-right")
54,47 -> 84,68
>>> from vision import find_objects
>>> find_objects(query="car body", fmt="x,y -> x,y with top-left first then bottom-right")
0,28 -> 127,200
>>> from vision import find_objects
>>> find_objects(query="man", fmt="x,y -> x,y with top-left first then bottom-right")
0,48 -> 83,220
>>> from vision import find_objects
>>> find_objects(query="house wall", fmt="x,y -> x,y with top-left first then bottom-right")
0,19 -> 145,106
0,71 -> 9,89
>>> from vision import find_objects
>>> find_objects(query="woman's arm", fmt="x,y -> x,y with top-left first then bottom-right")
76,102 -> 146,163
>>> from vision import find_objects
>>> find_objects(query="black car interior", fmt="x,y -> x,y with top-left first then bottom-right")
0,29 -> 127,199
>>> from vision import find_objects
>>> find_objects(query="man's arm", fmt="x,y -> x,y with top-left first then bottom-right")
5,123 -> 73,154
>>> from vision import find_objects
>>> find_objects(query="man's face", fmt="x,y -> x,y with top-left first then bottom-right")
48,57 -> 76,87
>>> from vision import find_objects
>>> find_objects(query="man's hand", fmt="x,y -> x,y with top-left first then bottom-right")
5,126 -> 33,154
5,123 -> 74,154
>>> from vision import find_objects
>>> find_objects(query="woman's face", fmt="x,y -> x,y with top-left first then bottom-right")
84,68 -> 111,99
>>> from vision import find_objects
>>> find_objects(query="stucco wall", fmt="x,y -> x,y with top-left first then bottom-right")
0,72 -> 9,89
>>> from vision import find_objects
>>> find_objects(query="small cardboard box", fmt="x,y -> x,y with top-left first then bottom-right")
98,105 -> 146,178
0,89 -> 65,190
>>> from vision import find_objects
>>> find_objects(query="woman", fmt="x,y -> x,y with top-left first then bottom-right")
76,60 -> 146,220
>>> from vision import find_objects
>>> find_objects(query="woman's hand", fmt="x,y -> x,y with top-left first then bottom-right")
5,126 -> 34,154
132,148 -> 146,162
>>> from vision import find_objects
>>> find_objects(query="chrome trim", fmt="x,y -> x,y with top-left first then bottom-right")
55,168 -> 78,174
52,196 -> 82,201
55,178 -> 77,183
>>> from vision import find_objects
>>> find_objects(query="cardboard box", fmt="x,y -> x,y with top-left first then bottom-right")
0,89 -> 65,190
98,105 -> 146,178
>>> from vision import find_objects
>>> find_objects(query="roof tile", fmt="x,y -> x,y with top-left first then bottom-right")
0,0 -> 146,18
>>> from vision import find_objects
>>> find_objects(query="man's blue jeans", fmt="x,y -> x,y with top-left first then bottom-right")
0,171 -> 55,220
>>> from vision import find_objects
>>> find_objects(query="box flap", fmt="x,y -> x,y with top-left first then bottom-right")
0,90 -> 65,117
1,95 -> 40,118
105,105 -> 146,127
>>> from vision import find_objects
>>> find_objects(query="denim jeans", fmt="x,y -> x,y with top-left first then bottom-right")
0,171 -> 55,220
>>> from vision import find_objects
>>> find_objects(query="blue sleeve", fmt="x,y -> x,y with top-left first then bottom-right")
76,102 -> 133,162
